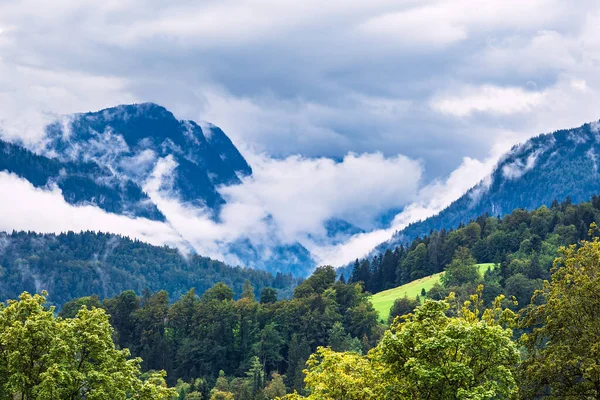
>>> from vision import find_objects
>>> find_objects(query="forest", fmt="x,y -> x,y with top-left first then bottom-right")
1,266 -> 381,399
350,195 -> 600,320
0,230 -> 299,306
3,235 -> 600,398
4,196 -> 600,398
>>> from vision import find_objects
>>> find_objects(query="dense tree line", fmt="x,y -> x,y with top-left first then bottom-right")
350,196 -> 600,315
286,232 -> 600,399
56,266 -> 380,398
0,230 -> 298,307
6,233 -> 600,398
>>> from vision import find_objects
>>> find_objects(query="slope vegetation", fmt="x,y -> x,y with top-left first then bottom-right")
370,263 -> 494,320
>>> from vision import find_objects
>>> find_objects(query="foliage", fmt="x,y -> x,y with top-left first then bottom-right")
0,291 -> 175,399
286,291 -> 520,400
353,197 -> 600,318
0,230 -> 299,307
376,292 -> 520,399
387,295 -> 420,325
282,347 -> 382,400
519,228 -> 600,398
441,247 -> 480,287
47,269 -> 379,395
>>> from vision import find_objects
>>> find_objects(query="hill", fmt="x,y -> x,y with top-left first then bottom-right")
372,120 -> 600,256
370,263 -> 494,320
0,230 -> 299,307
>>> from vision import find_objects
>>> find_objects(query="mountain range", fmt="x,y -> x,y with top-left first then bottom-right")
368,120 -> 600,258
2,103 -> 600,278
1,103 -> 315,274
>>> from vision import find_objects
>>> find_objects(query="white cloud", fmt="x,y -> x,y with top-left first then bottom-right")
0,171 -> 185,248
357,0 -> 566,48
136,150 -> 423,266
476,30 -> 578,77
223,151 -> 422,241
502,149 -> 543,180
357,8 -> 468,47
311,151 -> 501,266
0,60 -> 136,148
430,85 -> 547,117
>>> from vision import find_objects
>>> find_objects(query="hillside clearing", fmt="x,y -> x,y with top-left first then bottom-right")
370,263 -> 495,321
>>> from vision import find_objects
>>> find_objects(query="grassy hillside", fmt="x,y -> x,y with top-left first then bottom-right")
370,263 -> 495,321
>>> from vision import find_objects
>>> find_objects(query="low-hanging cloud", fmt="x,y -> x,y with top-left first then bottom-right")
0,171 -> 185,248
1,0 -> 600,272
222,151 -> 422,240
0,140 -> 426,270
137,150 -> 424,266
310,152 -> 502,266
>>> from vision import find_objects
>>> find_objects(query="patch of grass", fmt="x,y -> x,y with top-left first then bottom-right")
370,263 -> 495,322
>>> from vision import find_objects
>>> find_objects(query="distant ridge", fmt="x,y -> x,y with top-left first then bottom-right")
367,120 -> 600,259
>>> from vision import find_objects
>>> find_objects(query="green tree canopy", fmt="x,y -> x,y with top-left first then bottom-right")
441,246 -> 480,287
0,291 -> 175,399
285,290 -> 520,400
520,232 -> 600,398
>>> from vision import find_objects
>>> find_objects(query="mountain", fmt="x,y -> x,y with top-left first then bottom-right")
0,139 -> 165,220
373,120 -> 600,254
43,103 -> 252,213
1,103 -> 316,275
0,230 -> 298,307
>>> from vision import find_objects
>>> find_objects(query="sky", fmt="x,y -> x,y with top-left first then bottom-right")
1,0 -> 600,268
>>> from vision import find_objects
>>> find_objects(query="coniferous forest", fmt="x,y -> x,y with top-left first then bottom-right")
4,2 -> 600,398
0,231 -> 299,307
5,196 -> 600,398
350,196 -> 600,313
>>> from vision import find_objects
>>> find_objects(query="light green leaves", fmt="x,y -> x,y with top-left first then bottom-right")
0,292 -> 176,399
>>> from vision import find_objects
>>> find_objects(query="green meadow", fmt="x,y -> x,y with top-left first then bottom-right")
370,263 -> 495,321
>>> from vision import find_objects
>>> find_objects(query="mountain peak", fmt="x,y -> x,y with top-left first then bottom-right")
369,118 -> 600,258
40,103 -> 252,211
93,102 -> 173,120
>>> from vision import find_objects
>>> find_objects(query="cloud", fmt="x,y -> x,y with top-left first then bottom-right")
0,171 -> 185,248
430,85 -> 547,117
357,8 -> 468,48
357,0 -> 567,48
0,136 -> 427,271
311,152 -> 501,266
502,149 -> 543,180
137,150 -> 423,266
0,60 -> 135,149
2,0 -> 600,272
222,151 -> 422,241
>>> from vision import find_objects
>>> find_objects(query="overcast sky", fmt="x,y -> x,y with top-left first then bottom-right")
1,0 -> 600,267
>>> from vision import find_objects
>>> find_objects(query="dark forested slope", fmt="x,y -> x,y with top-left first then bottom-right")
0,139 -> 164,220
374,120 -> 600,255
0,230 -> 298,306
351,196 -> 600,312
